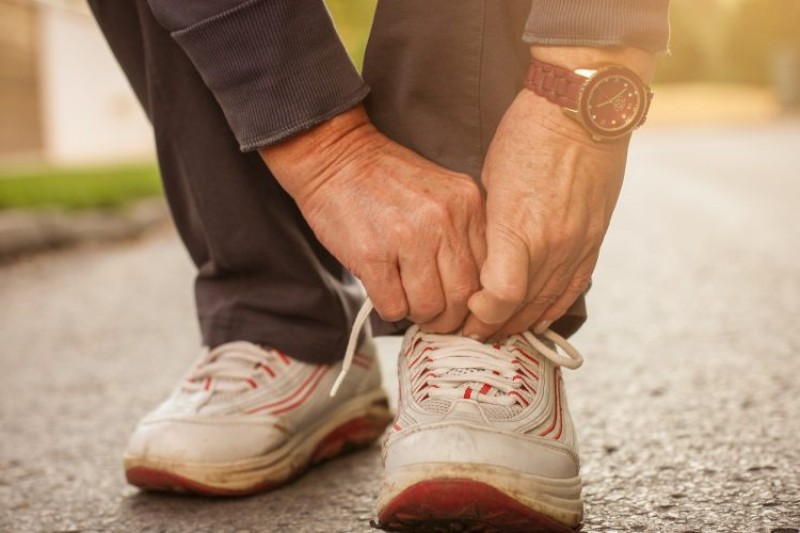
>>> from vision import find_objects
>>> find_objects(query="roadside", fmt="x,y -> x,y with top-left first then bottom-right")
0,163 -> 168,260
0,197 -> 168,261
0,82 -> 796,262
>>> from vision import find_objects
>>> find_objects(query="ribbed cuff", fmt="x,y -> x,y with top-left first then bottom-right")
523,0 -> 670,53
170,0 -> 369,151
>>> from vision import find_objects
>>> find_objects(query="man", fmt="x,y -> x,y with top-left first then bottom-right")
89,0 -> 669,530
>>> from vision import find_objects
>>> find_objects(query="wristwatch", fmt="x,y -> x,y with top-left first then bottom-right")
524,57 -> 653,142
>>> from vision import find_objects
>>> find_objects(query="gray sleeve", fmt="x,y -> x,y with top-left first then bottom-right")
523,0 -> 671,53
146,0 -> 369,151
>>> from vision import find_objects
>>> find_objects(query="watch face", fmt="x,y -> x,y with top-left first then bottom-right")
580,66 -> 647,139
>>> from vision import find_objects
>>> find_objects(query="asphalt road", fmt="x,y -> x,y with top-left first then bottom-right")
1,123 -> 799,532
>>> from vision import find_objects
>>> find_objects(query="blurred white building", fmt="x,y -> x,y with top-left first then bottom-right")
0,0 -> 154,164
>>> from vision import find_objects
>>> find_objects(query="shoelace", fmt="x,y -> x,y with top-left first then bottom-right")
330,299 -> 583,397
184,341 -> 280,393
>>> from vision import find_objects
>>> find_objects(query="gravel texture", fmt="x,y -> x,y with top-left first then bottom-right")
1,124 -> 799,532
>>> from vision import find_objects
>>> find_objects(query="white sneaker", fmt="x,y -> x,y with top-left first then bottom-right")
373,323 -> 584,532
124,338 -> 392,496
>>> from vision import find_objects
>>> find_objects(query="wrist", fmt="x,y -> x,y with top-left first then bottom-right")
530,46 -> 656,84
259,105 -> 381,203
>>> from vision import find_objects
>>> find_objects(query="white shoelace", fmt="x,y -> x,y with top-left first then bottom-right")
184,341 -> 280,393
329,299 -> 583,398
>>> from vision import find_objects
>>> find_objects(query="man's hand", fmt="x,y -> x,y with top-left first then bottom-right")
462,46 -> 655,341
260,106 -> 485,332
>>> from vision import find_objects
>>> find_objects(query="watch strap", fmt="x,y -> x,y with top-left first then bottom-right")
523,58 -> 585,109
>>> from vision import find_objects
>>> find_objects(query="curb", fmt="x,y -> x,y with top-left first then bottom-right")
0,197 -> 170,261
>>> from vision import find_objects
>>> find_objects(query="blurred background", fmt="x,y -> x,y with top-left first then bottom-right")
0,0 -> 796,219
2,2 -> 799,531
0,0 -> 798,231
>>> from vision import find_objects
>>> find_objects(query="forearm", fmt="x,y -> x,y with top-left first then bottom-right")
146,0 -> 368,152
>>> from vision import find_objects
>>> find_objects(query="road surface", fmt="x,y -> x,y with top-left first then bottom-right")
1,123 -> 799,532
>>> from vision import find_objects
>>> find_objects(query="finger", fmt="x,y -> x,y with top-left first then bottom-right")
398,248 -> 446,324
419,240 -> 480,334
361,260 -> 409,322
496,263 -> 576,337
461,233 -> 530,340
532,255 -> 597,334
467,196 -> 488,269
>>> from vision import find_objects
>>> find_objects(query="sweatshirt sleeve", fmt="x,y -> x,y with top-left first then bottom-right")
523,0 -> 671,53
146,0 -> 369,151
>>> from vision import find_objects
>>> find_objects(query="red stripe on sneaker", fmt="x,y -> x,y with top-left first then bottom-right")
553,373 -> 565,439
479,384 -> 491,395
261,364 -> 275,377
539,367 -> 562,437
512,347 -> 540,366
515,361 -> 540,380
409,347 -> 434,369
203,377 -> 212,391
246,378 -> 257,389
276,351 -> 291,365
510,391 -> 529,406
269,368 -> 330,416
464,387 -> 473,399
246,367 -> 325,414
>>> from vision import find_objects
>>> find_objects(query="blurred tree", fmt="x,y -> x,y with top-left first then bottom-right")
656,0 -> 800,86
726,0 -> 800,84
325,0 -> 377,71
655,0 -> 730,84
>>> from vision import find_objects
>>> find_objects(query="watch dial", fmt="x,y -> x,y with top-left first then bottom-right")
584,75 -> 643,135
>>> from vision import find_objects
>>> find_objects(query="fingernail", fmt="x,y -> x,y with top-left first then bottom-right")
534,321 -> 552,335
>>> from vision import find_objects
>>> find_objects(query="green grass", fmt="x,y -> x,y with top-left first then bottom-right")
0,163 -> 162,210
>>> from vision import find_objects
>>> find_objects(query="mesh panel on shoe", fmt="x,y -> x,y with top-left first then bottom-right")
418,398 -> 451,415
418,398 -> 522,421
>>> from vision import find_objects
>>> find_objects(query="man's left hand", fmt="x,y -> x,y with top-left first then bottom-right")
462,47 -> 655,341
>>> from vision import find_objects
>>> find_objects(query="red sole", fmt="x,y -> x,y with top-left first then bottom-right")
377,478 -> 581,532
126,405 -> 391,497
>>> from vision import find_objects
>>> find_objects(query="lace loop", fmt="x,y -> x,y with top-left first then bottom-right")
330,298 -> 583,398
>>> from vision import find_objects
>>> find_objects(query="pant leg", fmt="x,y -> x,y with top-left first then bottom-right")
88,0 -> 364,363
364,0 -> 587,338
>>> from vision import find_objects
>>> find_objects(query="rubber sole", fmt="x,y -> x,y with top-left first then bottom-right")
376,478 -> 581,533
124,390 -> 392,496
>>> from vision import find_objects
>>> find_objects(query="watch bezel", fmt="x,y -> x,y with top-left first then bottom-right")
569,65 -> 650,142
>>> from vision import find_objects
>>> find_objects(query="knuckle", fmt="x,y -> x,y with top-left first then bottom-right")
460,181 -> 483,207
567,274 -> 592,293
376,302 -> 408,322
421,199 -> 450,222
410,298 -> 445,323
547,225 -> 579,250
387,219 -> 413,242
354,240 -> 387,263
486,279 -> 526,307
449,282 -> 478,306
531,292 -> 560,308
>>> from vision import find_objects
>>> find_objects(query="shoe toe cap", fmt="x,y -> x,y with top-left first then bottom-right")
126,415 -> 288,464
385,422 -> 579,480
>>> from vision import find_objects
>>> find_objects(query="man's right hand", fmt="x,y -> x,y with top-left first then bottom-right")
260,106 -> 485,333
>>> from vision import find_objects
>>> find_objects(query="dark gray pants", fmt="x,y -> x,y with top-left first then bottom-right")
89,0 -> 586,364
